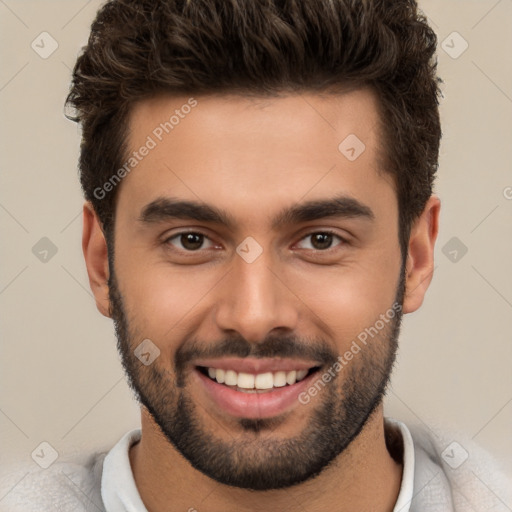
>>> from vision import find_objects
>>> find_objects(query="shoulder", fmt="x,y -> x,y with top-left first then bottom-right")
406,420 -> 512,512
0,451 -> 107,512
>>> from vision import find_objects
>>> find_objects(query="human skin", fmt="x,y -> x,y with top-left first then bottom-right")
83,90 -> 440,512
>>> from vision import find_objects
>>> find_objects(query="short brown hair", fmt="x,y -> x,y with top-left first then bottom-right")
66,0 -> 441,258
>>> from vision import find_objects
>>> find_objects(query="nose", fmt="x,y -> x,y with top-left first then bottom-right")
214,248 -> 299,343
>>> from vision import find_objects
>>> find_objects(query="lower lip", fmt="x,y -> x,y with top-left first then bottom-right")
194,368 -> 319,419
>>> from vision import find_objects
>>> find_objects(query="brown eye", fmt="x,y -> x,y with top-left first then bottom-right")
180,233 -> 204,250
296,231 -> 346,251
310,233 -> 333,250
165,232 -> 213,251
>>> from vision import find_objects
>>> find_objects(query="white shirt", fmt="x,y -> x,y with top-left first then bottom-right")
101,417 -> 416,512
3,416 -> 510,511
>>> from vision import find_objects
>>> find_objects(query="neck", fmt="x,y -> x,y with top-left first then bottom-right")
130,404 -> 403,512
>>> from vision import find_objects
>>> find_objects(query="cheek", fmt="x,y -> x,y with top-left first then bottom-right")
286,252 -> 401,345
114,256 -> 222,350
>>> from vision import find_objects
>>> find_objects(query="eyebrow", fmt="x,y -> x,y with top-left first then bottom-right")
138,194 -> 375,230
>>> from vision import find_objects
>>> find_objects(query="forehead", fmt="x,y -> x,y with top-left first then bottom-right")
128,90 -> 381,156
116,90 -> 395,228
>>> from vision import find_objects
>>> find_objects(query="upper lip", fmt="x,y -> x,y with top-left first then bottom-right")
194,357 -> 321,374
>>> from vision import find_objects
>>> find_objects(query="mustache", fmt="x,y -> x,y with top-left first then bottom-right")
175,333 -> 338,371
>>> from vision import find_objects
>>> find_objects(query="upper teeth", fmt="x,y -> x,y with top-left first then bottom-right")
206,368 -> 309,389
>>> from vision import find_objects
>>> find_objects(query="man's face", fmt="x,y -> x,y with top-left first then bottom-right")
108,90 -> 404,490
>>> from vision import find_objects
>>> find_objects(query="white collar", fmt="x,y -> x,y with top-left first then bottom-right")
101,417 -> 415,511
387,418 -> 415,512
101,429 -> 145,512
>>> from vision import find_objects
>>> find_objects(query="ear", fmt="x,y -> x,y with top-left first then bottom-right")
82,202 -> 111,318
402,195 -> 441,314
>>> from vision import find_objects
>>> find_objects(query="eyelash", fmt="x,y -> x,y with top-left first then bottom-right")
163,230 -> 348,253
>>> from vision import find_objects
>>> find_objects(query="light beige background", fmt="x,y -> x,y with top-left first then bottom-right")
1,0 -> 511,490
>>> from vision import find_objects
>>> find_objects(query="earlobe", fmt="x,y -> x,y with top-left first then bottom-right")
82,202 -> 112,318
402,195 -> 441,314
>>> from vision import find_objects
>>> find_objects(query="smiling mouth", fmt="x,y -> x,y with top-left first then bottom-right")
196,365 -> 321,393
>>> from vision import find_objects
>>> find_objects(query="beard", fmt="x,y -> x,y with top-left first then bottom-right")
108,255 -> 406,491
